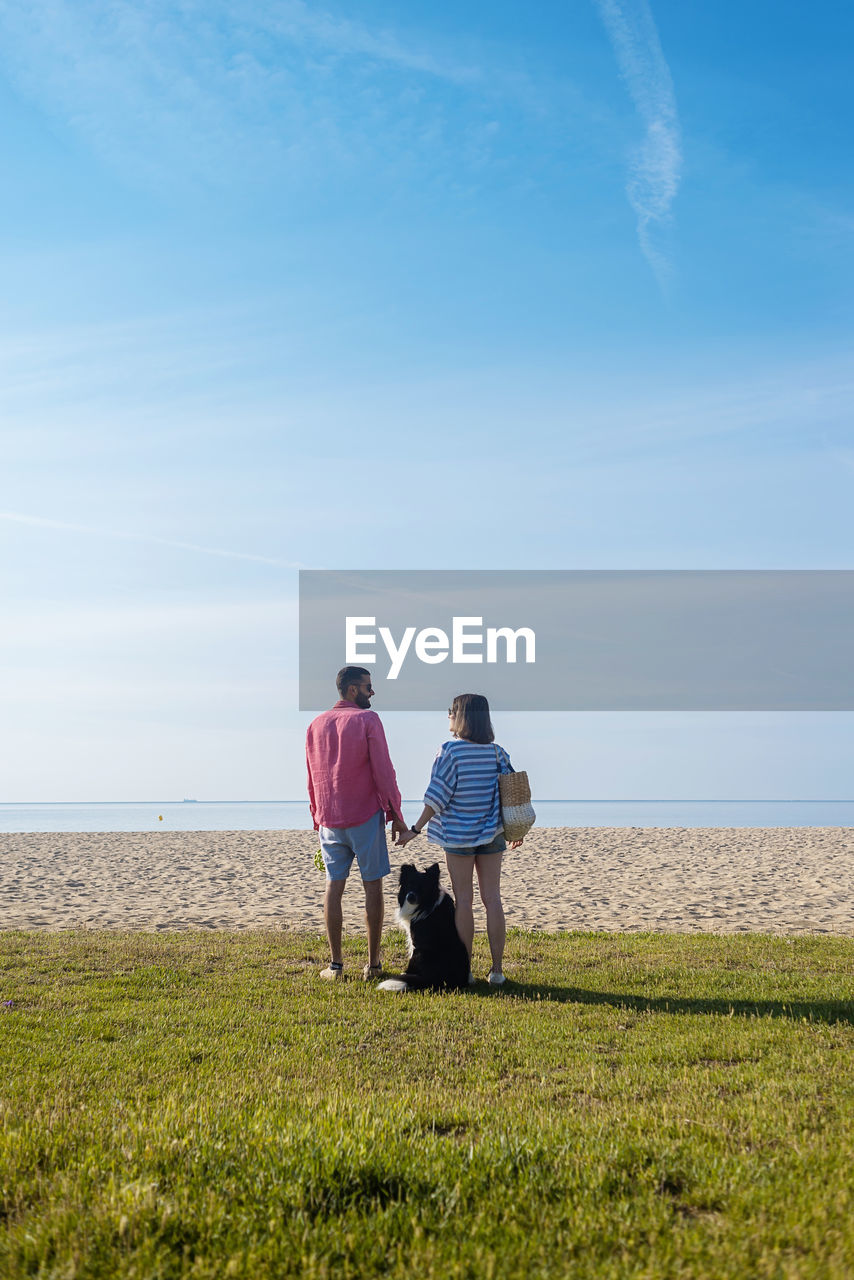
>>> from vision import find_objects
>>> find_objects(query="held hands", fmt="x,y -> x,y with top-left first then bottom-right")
391,818 -> 417,849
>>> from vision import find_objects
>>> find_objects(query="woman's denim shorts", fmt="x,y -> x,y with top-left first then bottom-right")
442,832 -> 506,857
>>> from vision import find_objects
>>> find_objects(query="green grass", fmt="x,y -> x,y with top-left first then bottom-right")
2,929 -> 853,1279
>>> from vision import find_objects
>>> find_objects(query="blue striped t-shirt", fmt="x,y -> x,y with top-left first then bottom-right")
423,739 -> 513,848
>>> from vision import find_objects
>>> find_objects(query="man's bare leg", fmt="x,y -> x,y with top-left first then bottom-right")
363,878 -> 384,968
324,878 -> 346,965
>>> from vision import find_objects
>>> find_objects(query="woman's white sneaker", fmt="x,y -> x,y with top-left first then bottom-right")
487,970 -> 506,986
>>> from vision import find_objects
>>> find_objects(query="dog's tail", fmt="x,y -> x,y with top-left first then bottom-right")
377,977 -> 409,993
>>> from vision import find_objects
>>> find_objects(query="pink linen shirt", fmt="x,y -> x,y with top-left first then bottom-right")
305,700 -> 404,831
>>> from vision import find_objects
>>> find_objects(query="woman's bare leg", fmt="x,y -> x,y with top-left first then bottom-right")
475,852 -> 505,975
444,852 -> 476,960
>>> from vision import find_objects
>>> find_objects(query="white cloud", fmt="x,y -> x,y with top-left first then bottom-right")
594,0 -> 682,281
0,0 -> 488,191
237,0 -> 480,85
0,511 -> 310,569
1,595 -> 298,648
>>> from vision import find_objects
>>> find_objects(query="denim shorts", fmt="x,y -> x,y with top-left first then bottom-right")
441,832 -> 506,857
319,809 -> 391,882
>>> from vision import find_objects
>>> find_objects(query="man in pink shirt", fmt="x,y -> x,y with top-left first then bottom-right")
306,665 -> 407,981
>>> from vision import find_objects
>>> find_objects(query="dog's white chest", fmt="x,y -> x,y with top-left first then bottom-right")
395,910 -> 415,957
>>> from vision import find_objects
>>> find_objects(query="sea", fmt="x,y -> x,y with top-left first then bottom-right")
1,800 -> 852,833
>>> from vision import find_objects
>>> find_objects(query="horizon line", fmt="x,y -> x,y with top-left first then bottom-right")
2,799 -> 853,806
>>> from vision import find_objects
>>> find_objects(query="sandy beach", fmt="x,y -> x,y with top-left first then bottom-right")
1,826 -> 852,935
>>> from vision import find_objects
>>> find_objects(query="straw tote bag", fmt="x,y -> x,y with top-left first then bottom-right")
494,746 -> 536,842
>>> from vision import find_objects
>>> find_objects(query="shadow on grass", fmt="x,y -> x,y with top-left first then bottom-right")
473,982 -> 854,1025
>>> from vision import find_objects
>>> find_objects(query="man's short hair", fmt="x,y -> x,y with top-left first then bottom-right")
336,666 -> 371,697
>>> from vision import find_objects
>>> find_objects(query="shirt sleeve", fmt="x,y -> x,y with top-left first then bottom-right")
365,713 -> 404,824
496,745 -> 513,774
424,746 -> 458,815
305,729 -> 319,831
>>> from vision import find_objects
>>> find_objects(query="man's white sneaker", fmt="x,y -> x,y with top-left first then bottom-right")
487,970 -> 506,986
468,971 -> 476,986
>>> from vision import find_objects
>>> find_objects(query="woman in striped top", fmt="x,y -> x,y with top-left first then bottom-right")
399,693 -> 524,986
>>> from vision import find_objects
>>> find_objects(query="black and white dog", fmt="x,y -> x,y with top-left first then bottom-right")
378,863 -> 469,993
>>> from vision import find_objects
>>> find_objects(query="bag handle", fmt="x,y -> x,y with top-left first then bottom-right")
493,744 -> 513,775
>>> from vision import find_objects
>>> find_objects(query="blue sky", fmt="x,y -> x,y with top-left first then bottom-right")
1,0 -> 852,802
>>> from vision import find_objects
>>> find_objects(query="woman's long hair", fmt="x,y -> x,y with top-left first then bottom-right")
449,693 -> 494,744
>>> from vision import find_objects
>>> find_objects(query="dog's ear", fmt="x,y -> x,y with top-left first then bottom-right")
426,862 -> 441,883
399,863 -> 416,884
